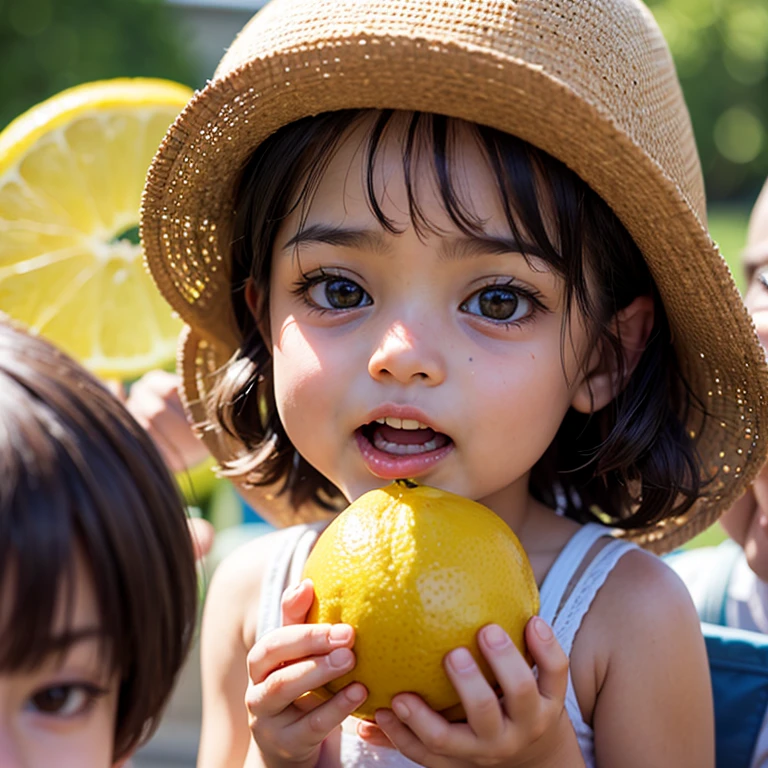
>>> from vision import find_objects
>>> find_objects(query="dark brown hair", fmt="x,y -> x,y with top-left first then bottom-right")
214,109 -> 703,531
0,321 -> 197,761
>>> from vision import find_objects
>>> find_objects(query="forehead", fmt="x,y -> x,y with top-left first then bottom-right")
293,114 -> 506,230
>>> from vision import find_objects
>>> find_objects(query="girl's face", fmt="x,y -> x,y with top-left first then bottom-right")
266,119 -> 595,522
0,553 -> 121,768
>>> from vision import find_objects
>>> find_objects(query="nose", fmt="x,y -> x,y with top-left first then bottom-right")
368,318 -> 446,385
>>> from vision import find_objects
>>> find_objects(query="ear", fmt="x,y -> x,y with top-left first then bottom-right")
245,277 -> 272,346
571,295 -> 654,414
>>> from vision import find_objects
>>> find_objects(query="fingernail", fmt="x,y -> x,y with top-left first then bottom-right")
533,617 -> 553,642
329,624 -> 353,644
483,624 -> 510,649
375,709 -> 396,726
392,699 -> 410,719
328,648 -> 352,668
284,582 -> 302,600
449,647 -> 475,673
344,684 -> 366,703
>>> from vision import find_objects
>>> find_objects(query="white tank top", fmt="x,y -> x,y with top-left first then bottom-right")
257,521 -> 637,767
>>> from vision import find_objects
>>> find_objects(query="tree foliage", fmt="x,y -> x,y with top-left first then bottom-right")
0,0 -> 199,132
648,0 -> 768,201
1,0 -> 765,202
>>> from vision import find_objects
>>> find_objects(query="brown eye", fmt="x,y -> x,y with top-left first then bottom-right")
309,277 -> 371,310
28,685 -> 91,716
461,286 -> 531,323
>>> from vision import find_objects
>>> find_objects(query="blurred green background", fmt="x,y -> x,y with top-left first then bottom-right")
0,0 -> 765,546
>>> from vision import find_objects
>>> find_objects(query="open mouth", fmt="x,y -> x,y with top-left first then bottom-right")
358,416 -> 453,456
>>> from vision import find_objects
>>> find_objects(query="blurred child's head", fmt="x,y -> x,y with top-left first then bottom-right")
0,320 -> 197,767
743,179 -> 768,348
720,179 -> 768,579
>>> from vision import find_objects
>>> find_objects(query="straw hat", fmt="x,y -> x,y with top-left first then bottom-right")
141,0 -> 768,552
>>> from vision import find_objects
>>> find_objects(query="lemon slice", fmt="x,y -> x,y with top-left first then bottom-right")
0,78 -> 192,379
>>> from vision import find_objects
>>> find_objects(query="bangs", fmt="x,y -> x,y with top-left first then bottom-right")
287,110 -> 578,282
0,387 -> 113,673
235,109 -> 605,369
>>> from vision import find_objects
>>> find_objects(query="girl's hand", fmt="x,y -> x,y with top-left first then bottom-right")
245,579 -> 368,768
365,617 -> 583,768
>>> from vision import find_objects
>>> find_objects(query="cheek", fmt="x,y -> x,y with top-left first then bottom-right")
470,348 -> 576,443
271,322 -> 348,456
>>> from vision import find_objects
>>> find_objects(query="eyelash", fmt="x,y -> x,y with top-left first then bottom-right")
461,279 -> 547,328
26,682 -> 109,719
291,271 -> 547,327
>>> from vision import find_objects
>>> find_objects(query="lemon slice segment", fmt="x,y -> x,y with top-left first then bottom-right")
0,78 -> 192,379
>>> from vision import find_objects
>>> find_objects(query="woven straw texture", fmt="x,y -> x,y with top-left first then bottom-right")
141,0 -> 768,552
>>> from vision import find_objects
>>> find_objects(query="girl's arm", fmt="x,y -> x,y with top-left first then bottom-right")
591,550 -> 714,768
198,532 -> 365,768
198,536 -> 267,768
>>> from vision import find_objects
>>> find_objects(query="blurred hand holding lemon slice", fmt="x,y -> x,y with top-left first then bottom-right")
0,78 -> 192,379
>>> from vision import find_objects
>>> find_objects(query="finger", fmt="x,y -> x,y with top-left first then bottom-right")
126,390 -> 166,431
374,706 -> 438,767
246,646 -> 357,717
247,622 -> 355,683
187,517 -> 214,559
443,645 -> 504,740
102,378 -> 126,403
281,579 -> 315,626
290,683 -> 368,745
292,688 -> 332,714
390,692 -> 478,758
477,622 -> 542,724
357,719 -> 396,749
525,617 -> 568,705
134,369 -> 181,398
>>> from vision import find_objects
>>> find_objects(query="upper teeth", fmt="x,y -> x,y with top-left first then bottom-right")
375,416 -> 429,430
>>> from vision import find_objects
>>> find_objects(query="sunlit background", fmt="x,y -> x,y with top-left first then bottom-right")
0,1 -> 766,763
2,0 -> 766,280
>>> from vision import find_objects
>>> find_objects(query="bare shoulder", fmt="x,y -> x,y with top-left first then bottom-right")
595,546 -> 700,627
204,528 -> 292,647
582,546 -> 703,663
599,544 -> 695,601
571,546 -> 707,717
574,547 -> 714,767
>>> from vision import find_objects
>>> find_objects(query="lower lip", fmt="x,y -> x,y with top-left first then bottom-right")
355,430 -> 454,480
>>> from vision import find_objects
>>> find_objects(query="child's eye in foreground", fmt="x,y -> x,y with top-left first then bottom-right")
460,284 -> 541,325
26,683 -> 106,718
757,265 -> 768,292
298,274 -> 372,311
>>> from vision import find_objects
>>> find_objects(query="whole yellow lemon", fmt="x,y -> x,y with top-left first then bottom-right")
302,480 -> 540,721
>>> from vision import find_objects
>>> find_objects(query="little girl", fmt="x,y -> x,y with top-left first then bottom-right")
141,0 -> 768,765
0,318 -> 198,767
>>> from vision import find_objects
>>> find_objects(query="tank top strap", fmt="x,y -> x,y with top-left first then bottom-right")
539,523 -> 615,625
553,536 -> 638,656
257,522 -> 325,640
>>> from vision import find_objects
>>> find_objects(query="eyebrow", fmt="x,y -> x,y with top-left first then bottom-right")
282,224 -> 391,254
44,627 -> 106,654
440,233 -> 544,262
282,224 -> 545,262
